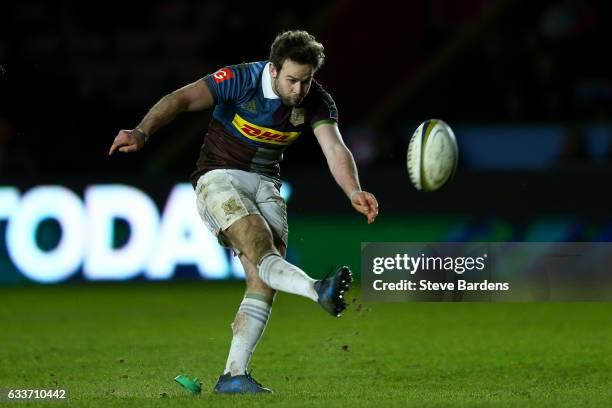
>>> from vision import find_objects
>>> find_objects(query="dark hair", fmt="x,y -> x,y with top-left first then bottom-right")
269,30 -> 325,72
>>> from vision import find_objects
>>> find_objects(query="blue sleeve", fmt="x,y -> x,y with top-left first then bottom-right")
202,64 -> 256,105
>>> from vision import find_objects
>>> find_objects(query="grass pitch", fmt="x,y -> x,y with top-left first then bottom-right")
1,282 -> 611,407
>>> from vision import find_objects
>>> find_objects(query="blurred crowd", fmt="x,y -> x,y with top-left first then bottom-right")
340,0 -> 612,168
0,0 -> 611,178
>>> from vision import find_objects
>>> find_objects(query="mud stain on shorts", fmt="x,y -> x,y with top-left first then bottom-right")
222,198 -> 241,216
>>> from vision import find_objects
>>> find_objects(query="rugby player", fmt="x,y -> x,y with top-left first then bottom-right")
109,30 -> 379,394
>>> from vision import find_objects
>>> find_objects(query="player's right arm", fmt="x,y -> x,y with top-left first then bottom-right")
108,80 -> 215,155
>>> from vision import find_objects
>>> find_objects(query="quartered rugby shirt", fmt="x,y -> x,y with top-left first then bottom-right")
190,61 -> 338,187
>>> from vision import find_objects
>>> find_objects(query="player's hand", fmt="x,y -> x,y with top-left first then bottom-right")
351,191 -> 379,224
108,129 -> 145,155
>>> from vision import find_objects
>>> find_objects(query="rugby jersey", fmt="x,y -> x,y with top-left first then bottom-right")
190,61 -> 338,187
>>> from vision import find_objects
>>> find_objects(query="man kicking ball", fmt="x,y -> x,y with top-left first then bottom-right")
109,30 -> 379,394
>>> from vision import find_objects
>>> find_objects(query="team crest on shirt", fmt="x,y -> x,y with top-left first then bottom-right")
289,108 -> 305,126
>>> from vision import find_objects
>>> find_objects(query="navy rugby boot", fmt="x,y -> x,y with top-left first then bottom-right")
314,266 -> 353,317
213,372 -> 273,394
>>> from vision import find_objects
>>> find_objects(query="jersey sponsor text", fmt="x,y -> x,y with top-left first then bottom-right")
231,114 -> 300,145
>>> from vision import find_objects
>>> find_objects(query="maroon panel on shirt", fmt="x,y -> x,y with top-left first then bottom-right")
190,119 -> 256,187
305,80 -> 339,127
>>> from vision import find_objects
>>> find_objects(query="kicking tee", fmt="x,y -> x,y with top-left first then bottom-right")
190,61 -> 338,187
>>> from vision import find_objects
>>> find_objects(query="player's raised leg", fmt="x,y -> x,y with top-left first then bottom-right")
224,214 -> 352,316
225,214 -> 319,299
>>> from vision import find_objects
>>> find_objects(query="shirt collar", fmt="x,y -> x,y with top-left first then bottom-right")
262,62 -> 279,99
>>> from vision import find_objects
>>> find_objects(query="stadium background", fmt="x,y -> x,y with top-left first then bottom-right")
1,1 -> 612,406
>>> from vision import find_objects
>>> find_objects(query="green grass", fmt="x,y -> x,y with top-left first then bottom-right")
1,282 -> 611,407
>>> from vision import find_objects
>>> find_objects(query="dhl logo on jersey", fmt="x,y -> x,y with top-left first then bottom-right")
232,114 -> 300,146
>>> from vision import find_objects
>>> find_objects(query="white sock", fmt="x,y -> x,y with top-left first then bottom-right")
224,295 -> 271,376
257,254 -> 318,301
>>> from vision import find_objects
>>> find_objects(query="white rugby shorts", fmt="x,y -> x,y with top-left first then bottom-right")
195,169 -> 288,250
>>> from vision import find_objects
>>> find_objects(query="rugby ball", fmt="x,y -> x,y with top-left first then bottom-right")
407,119 -> 458,191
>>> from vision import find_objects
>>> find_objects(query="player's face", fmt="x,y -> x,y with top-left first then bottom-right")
270,59 -> 314,107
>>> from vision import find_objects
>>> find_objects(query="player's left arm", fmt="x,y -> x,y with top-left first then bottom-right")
314,123 -> 379,224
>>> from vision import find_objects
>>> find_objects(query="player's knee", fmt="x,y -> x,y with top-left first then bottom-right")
230,216 -> 276,264
249,231 -> 277,264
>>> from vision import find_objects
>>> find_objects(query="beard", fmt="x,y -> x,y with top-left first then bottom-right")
281,95 -> 302,107
273,79 -> 303,106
